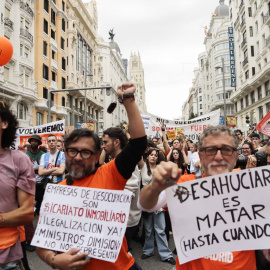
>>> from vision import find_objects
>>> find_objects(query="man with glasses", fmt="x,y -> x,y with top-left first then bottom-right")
36,82 -> 147,270
138,125 -> 258,269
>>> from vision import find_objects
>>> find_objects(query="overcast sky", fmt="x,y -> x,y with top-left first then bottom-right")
93,0 -> 225,119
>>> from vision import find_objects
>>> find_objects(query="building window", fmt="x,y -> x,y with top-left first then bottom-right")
43,64 -> 49,80
245,95 -> 249,106
44,0 -> 49,12
51,29 -> 55,40
251,46 -> 254,57
62,1 -> 65,11
61,37 -> 65,50
52,71 -> 56,82
258,86 -> 262,99
248,7 -> 252,17
265,80 -> 270,96
62,77 -> 66,89
17,103 -> 26,120
249,26 -> 253,37
245,70 -> 249,79
43,41 -> 47,56
62,19 -> 65,32
62,57 -> 66,70
43,19 -> 48,34
62,97 -> 65,106
251,91 -> 255,103
36,112 -> 43,125
241,98 -> 244,110
252,67 -> 255,76
51,9 -> 56,25
43,87 -> 48,99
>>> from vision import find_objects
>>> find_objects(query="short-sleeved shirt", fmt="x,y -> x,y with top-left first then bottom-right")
59,159 -> 134,270
26,150 -> 45,182
40,150 -> 65,183
0,149 -> 35,263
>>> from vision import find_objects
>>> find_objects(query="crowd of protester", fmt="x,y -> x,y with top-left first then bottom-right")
2,86 -> 270,269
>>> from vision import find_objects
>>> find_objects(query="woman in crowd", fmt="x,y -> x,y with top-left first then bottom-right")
139,148 -> 175,265
169,148 -> 188,174
187,143 -> 202,178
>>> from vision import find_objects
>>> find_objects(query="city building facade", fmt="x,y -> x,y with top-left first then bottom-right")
0,0 -> 36,127
129,52 -> 147,115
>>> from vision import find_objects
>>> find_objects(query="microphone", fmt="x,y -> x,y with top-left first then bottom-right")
66,175 -> 73,185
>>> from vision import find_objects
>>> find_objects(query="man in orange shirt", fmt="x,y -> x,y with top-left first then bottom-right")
36,82 -> 147,270
139,125 -> 257,270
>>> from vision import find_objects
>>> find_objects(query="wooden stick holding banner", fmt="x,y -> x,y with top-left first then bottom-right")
31,185 -> 132,263
166,166 -> 270,264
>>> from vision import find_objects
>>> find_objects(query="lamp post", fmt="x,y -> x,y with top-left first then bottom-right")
48,86 -> 112,134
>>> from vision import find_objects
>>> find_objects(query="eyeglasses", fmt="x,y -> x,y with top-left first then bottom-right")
202,146 -> 237,156
66,148 -> 96,159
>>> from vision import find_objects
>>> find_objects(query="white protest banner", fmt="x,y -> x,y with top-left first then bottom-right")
166,166 -> 270,264
31,184 -> 132,263
141,114 -> 151,131
146,109 -> 220,141
15,120 -> 65,148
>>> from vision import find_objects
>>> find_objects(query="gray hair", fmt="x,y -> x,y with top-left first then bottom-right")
198,125 -> 238,151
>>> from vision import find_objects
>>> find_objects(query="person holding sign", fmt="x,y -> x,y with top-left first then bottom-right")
36,82 -> 147,270
138,125 -> 260,270
0,101 -> 35,270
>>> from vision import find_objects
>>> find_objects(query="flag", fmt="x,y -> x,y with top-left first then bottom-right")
256,110 -> 270,137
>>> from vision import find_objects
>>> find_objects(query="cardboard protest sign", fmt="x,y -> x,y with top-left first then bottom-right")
146,109 -> 220,141
167,130 -> 176,140
141,114 -> 151,131
166,166 -> 270,264
15,120 -> 65,148
31,185 -> 132,263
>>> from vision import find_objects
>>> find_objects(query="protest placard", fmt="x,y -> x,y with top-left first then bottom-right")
166,166 -> 270,264
167,130 -> 176,140
15,120 -> 65,149
141,114 -> 151,131
31,184 -> 132,263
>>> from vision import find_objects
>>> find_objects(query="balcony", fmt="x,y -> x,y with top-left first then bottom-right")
234,16 -> 240,29
20,28 -> 33,43
263,10 -> 270,25
240,19 -> 246,31
51,59 -> 58,70
55,105 -> 67,116
242,57 -> 248,67
266,35 -> 270,48
239,1 -> 245,13
20,1 -> 34,18
36,98 -> 48,110
50,38 -> 58,50
4,17 -> 14,31
241,37 -> 247,49
50,80 -> 58,90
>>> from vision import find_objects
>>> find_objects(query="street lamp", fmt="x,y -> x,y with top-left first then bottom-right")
48,86 -> 112,133
215,58 -> 226,125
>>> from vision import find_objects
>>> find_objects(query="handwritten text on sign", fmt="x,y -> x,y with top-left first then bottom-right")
31,185 -> 132,263
166,166 -> 270,264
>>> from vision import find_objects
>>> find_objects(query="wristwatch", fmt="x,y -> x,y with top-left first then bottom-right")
118,93 -> 135,104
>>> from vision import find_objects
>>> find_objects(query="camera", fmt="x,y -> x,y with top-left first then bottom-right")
255,151 -> 268,167
235,154 -> 248,170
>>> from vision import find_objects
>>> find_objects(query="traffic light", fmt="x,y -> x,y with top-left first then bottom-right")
246,115 -> 250,126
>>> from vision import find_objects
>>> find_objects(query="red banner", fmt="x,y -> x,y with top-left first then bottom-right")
256,110 -> 270,137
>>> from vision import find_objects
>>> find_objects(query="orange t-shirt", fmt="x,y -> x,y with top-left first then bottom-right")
175,174 -> 256,270
59,159 -> 134,270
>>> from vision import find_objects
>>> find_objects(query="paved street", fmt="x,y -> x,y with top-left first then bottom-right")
26,217 -> 176,270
